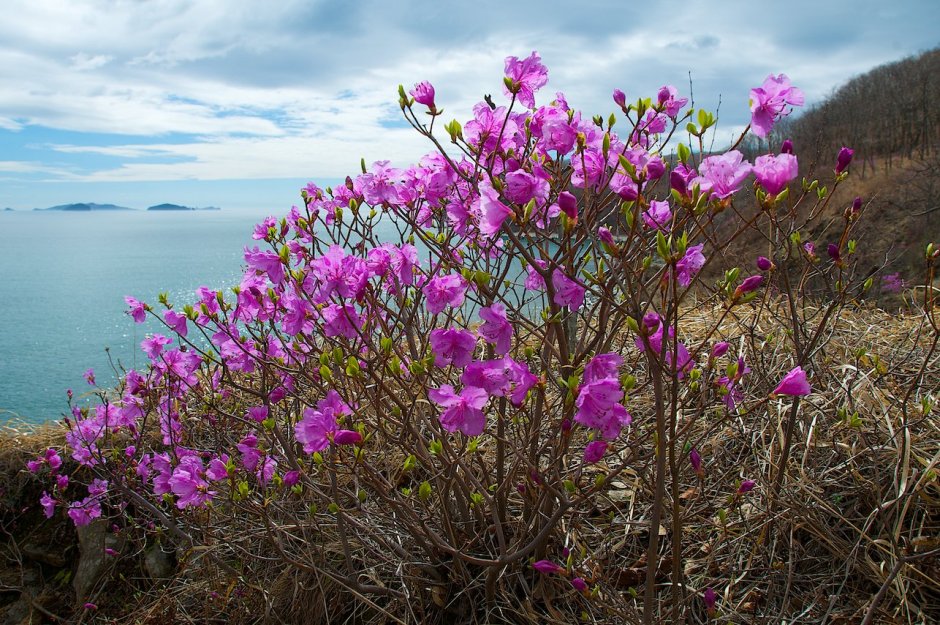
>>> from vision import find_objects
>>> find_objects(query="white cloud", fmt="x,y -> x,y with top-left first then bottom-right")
0,0 -> 936,186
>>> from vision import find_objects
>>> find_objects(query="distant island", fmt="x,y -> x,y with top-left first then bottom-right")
147,203 -> 221,211
33,202 -> 134,212
27,202 -> 223,212
2,207 -> 13,212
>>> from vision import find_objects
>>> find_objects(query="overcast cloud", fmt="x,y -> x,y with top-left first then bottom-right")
0,0 -> 937,209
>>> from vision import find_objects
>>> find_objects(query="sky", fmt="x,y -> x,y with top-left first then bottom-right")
0,0 -> 937,211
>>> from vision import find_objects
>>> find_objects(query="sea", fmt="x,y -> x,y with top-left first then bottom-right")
0,208 -> 282,424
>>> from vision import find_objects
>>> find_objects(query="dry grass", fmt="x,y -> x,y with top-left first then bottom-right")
2,302 -> 938,624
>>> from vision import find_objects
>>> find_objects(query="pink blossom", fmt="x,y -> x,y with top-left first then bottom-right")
757,256 -> 774,271
40,492 -> 56,518
772,366 -> 811,396
163,309 -> 188,337
643,200 -> 672,231
676,244 -> 706,287
246,406 -> 268,423
525,260 -> 547,290
612,89 -> 626,109
141,334 -> 172,360
504,170 -> 547,205
430,328 -> 477,367
244,246 -> 285,284
333,430 -> 362,446
125,296 -> 147,323
575,378 -> 631,439
478,303 -> 513,355
710,342 -> 730,361
321,304 -> 362,340
410,81 -> 436,110
428,385 -> 489,436
503,51 -> 548,109
476,180 -> 513,236
460,359 -> 511,397
696,151 -> 752,200
657,85 -> 688,117
571,577 -> 588,592
835,146 -> 854,173
583,440 -> 608,464
749,74 -> 804,138
557,191 -> 577,220
423,273 -> 467,315
532,560 -> 565,575
552,269 -> 585,310
689,448 -> 703,475
753,153 -> 798,196
734,275 -> 764,298
296,407 -> 336,453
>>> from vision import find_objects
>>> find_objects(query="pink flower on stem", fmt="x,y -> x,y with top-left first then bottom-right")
749,74 -> 804,137
40,492 -> 56,518
734,275 -> 764,298
583,440 -> 608,464
772,366 -> 811,396
423,273 -> 468,315
532,560 -> 565,575
696,151 -> 752,200
83,369 -> 96,386
478,303 -> 514,355
557,191 -> 578,220
757,256 -> 774,271
676,245 -> 706,287
571,577 -> 589,592
410,81 -> 436,111
643,200 -> 672,231
657,85 -> 688,117
552,269 -> 585,310
430,328 -> 476,367
125,296 -> 147,323
612,89 -> 626,109
689,448 -> 704,476
296,408 -> 337,453
503,51 -> 549,109
835,146 -> 854,174
753,153 -> 798,196
332,430 -> 362,446
428,385 -> 489,436
163,309 -> 188,337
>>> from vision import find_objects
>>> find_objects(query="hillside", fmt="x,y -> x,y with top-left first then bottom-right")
33,202 -> 134,212
732,48 -> 940,288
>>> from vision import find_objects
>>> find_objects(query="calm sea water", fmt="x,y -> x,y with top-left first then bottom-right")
0,209 -> 276,423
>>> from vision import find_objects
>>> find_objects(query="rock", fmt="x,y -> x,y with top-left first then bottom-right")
72,520 -> 107,600
144,543 -> 176,580
20,544 -> 66,568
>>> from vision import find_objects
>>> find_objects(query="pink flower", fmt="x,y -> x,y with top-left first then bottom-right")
430,328 -> 477,367
772,366 -> 811,396
552,269 -> 585,310
461,359 -> 510,396
696,151 -> 752,200
753,153 -> 798,196
246,406 -> 268,423
643,200 -> 672,231
296,407 -> 337,453
734,275 -> 764,298
657,85 -> 688,117
737,479 -> 756,495
689,448 -> 703,475
478,303 -> 513,355
571,577 -> 588,592
504,170 -> 546,205
757,256 -> 774,271
532,560 -> 565,575
704,588 -> 717,615
244,246 -> 285,284
332,430 -> 362,446
525,260 -> 547,290
612,89 -> 626,109
749,74 -> 804,137
503,51 -> 549,109
710,342 -> 729,361
83,368 -> 96,386
163,309 -> 188,337
476,180 -> 513,236
40,492 -> 56,518
597,227 -> 615,248
423,273 -> 467,315
125,296 -> 147,323
676,244 -> 706,287
583,440 -> 608,464
835,146 -> 854,174
169,456 -> 212,509
321,303 -> 362,340
410,81 -> 436,110
557,191 -> 577,220
428,385 -> 489,436
141,334 -> 172,360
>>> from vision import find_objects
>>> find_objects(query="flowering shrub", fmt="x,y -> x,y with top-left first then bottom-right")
28,52 -> 939,622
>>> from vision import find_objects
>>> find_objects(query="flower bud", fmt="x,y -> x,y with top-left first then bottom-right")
333,430 -> 362,446
409,81 -> 436,112
835,146 -> 854,174
533,560 -> 566,575
756,256 -> 773,271
780,139 -> 793,154
557,191 -> 578,220
852,196 -> 862,214
612,89 -> 626,109
827,243 -> 841,263
710,342 -> 729,360
734,275 -> 764,299
737,479 -> 756,495
597,226 -> 615,247
689,448 -> 703,475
